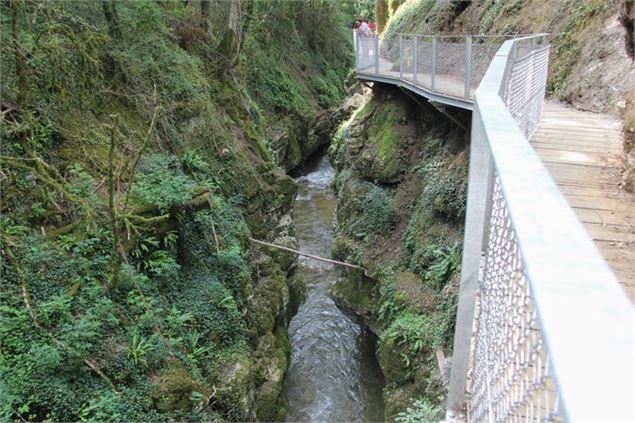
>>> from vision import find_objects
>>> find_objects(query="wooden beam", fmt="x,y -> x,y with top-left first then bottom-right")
249,238 -> 367,273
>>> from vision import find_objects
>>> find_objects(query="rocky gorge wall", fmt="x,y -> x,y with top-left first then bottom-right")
328,84 -> 470,420
0,2 -> 352,421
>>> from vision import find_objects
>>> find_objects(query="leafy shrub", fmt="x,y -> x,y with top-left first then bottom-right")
132,154 -> 197,213
381,313 -> 433,363
395,398 -> 443,423
420,164 -> 467,222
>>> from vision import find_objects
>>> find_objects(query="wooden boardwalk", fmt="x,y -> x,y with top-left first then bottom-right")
531,102 -> 635,301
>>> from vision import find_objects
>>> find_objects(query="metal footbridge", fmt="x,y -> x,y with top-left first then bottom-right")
354,33 -> 635,422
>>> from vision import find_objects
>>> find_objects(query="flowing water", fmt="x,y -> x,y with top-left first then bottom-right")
283,153 -> 385,422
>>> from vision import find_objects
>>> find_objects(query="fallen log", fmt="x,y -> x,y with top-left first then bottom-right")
249,238 -> 367,273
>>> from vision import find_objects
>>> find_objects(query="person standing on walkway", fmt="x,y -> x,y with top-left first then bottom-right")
358,18 -> 370,59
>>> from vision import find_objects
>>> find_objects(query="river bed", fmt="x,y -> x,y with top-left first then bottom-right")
283,153 -> 385,422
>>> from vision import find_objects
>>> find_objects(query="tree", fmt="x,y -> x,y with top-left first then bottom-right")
200,0 -> 210,33
388,0 -> 404,19
375,0 -> 386,33
10,0 -> 28,108
218,0 -> 241,68
102,0 -> 123,43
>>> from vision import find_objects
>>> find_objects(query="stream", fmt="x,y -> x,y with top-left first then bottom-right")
283,153 -> 385,422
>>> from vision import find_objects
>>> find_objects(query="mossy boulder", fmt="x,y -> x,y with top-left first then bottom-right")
262,235 -> 299,273
379,334 -> 413,386
287,272 -> 307,319
383,383 -> 421,420
331,273 -> 378,332
361,103 -> 405,183
212,351 -> 256,421
275,173 -> 298,209
254,328 -> 292,421
151,359 -> 208,413
247,254 -> 290,338
342,99 -> 411,184
334,173 -> 370,224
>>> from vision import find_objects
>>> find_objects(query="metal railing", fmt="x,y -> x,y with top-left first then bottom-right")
355,31 -> 635,422
354,33 -> 505,105
446,34 -> 635,422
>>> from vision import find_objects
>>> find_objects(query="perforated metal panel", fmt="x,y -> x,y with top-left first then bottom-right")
468,176 -> 564,423
503,37 -> 550,137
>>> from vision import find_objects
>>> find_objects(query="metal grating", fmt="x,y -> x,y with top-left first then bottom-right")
468,176 -> 564,422
503,38 -> 550,138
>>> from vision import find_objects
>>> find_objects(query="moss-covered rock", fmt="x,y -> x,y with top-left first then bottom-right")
151,359 -> 208,413
212,350 -> 256,421
287,272 -> 307,318
247,254 -> 290,338
383,383 -> 421,420
254,327 -> 292,422
263,235 -> 299,273
330,84 -> 468,420
331,272 -> 378,332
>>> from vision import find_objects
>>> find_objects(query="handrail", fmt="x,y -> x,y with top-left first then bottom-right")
446,35 -> 635,422
353,32 -> 509,109
355,31 -> 634,422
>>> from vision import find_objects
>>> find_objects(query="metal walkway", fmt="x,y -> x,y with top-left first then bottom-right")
355,33 -> 635,422
354,34 -> 503,110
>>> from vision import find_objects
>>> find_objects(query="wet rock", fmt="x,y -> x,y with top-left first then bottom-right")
254,328 -> 291,421
213,352 -> 256,421
286,272 -> 307,318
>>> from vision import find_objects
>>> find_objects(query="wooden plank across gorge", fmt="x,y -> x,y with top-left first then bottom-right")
530,101 -> 635,302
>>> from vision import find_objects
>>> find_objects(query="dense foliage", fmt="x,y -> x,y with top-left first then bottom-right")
329,85 -> 467,419
0,0 -> 351,421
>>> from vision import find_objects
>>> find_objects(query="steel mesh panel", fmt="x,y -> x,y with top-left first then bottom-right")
379,37 -> 400,75
401,37 -> 414,83
503,40 -> 550,138
469,42 -> 501,92
434,40 -> 466,97
415,38 -> 433,89
468,176 -> 564,423
355,33 -> 375,71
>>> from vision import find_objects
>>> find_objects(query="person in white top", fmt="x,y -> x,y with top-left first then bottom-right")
360,19 -> 370,36
356,18 -> 370,58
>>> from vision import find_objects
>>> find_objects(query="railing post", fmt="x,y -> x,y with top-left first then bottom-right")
399,34 -> 403,79
464,36 -> 472,98
446,104 -> 494,420
431,36 -> 437,91
355,33 -> 359,70
374,35 -> 379,74
412,36 -> 418,85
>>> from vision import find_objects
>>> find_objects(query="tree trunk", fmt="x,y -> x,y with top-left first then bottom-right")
200,0 -> 210,32
388,0 -> 404,19
375,0 -> 387,34
10,0 -> 28,108
102,0 -> 123,43
101,0 -> 125,79
218,0 -> 241,67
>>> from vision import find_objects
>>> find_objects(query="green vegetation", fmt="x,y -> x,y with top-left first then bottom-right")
0,0 -> 352,421
395,398 -> 443,423
330,85 -> 468,419
547,0 -> 607,96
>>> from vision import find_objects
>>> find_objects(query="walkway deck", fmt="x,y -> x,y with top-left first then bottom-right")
358,58 -> 472,100
531,102 -> 635,301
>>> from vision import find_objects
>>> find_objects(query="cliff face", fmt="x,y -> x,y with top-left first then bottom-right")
331,1 -> 634,420
0,1 -> 350,421
384,0 -> 634,116
328,85 -> 469,420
